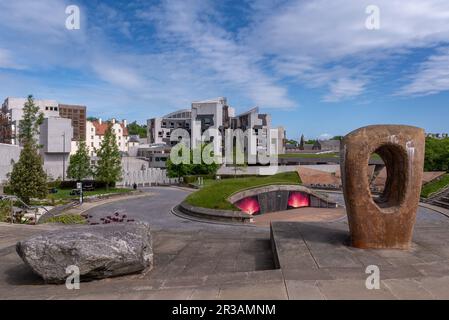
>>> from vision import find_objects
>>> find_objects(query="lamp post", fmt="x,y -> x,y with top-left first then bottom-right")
62,132 -> 66,181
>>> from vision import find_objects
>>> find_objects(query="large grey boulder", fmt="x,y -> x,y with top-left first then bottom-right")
16,221 -> 153,283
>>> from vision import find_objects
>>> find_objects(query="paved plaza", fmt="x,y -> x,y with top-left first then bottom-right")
1,187 -> 449,299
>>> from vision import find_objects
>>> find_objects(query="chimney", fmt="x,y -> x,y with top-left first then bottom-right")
123,119 -> 127,127
111,118 -> 116,124
98,118 -> 102,125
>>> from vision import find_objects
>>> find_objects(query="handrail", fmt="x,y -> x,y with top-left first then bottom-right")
0,195 -> 50,224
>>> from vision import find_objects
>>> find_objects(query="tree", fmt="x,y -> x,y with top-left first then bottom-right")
424,137 -> 449,172
19,95 -> 44,144
299,134 -> 305,150
331,136 -> 343,141
128,121 -> 147,138
166,158 -> 190,178
9,143 -> 48,204
165,144 -> 220,178
8,95 -> 47,204
190,144 -> 220,175
67,141 -> 92,181
95,123 -> 122,190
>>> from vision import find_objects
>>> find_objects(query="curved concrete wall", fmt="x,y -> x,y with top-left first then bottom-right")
228,184 -> 337,214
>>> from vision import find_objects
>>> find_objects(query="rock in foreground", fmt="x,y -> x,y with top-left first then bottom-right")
16,221 -> 153,283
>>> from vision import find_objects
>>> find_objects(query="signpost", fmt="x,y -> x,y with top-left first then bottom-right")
77,182 -> 83,204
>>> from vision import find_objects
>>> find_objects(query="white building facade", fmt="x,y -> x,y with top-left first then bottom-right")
1,97 -> 60,146
85,118 -> 129,157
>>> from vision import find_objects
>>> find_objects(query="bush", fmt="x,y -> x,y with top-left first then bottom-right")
183,174 -> 215,184
0,200 -> 12,222
58,180 -> 112,190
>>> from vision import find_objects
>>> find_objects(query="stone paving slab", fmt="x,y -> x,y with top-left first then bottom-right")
285,280 -> 325,300
2,190 -> 449,299
316,279 -> 397,300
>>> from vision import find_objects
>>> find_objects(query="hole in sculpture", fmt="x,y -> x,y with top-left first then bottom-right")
369,144 -> 408,209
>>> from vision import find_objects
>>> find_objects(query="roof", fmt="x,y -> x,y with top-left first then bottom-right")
92,121 -> 128,136
192,97 -> 227,104
162,109 -> 191,119
236,107 -> 259,118
318,140 -> 341,149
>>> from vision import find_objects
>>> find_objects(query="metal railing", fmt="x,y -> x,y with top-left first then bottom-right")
0,195 -> 50,224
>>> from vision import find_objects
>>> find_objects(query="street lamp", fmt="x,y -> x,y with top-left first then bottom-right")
62,132 -> 66,181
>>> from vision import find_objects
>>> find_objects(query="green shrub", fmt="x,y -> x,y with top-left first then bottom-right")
183,174 -> 215,184
0,200 -> 12,222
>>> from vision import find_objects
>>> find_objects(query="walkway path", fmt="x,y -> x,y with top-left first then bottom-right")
1,187 -> 449,299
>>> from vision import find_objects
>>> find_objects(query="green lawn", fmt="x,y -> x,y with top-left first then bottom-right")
185,171 -> 301,210
421,174 -> 449,198
51,187 -> 132,200
32,188 -> 133,206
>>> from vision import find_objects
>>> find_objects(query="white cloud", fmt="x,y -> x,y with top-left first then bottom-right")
318,133 -> 332,140
398,47 -> 449,96
323,78 -> 367,102
244,0 -> 449,101
0,48 -> 24,69
1,0 -> 449,115
145,0 -> 295,109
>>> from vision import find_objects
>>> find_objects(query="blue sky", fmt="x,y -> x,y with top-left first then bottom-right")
0,0 -> 448,140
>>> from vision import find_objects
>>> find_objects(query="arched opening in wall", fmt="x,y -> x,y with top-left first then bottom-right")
369,144 -> 409,209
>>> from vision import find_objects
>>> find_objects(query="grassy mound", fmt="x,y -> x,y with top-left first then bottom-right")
421,174 -> 449,198
185,171 -> 301,210
44,214 -> 87,224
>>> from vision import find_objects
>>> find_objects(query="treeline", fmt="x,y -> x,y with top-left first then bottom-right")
425,137 -> 449,172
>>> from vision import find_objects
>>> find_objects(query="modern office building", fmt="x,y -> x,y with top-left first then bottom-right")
147,109 -> 192,145
0,112 -> 11,144
58,104 -> 87,141
39,117 -> 73,179
136,143 -> 172,168
145,97 -> 285,166
1,97 -> 60,145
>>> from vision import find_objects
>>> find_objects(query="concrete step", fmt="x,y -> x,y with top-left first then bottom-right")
431,200 -> 449,209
